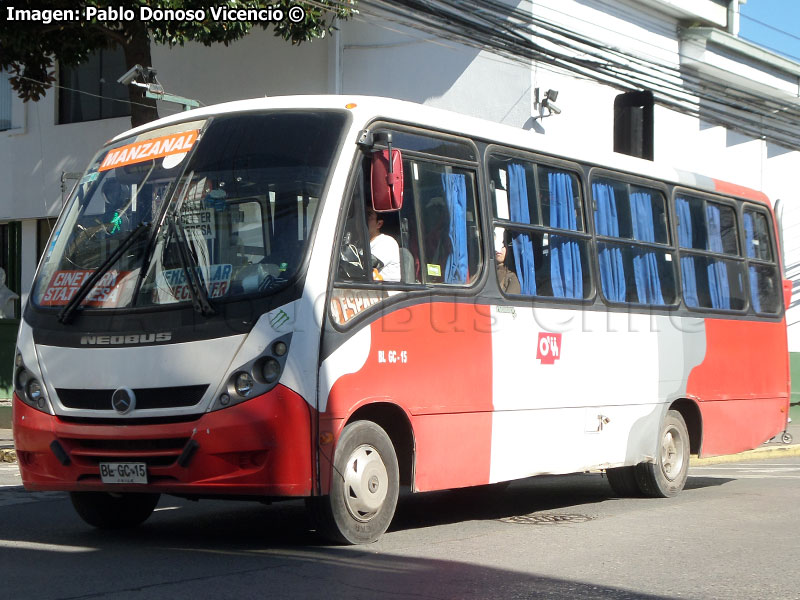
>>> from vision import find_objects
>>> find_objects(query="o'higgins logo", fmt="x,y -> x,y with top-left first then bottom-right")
80,332 -> 172,346
536,332 -> 562,365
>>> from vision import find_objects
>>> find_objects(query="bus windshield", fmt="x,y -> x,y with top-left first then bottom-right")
33,111 -> 346,312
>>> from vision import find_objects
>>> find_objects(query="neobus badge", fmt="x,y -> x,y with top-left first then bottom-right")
80,332 -> 172,345
536,332 -> 562,365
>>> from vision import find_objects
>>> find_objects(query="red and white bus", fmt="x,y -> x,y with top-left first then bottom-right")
13,96 -> 790,543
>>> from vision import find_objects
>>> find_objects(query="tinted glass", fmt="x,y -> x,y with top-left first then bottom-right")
495,226 -> 590,299
676,195 -> 739,255
592,178 -> 667,244
679,255 -> 745,310
744,209 -> 773,262
596,241 -> 676,305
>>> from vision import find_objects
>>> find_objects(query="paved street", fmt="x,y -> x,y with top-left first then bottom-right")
1,458 -> 799,600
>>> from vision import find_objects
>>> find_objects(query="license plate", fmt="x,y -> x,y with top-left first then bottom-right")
99,462 -> 148,484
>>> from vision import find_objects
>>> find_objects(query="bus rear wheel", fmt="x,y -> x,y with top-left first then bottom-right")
313,420 -> 399,544
70,492 -> 160,529
635,410 -> 690,498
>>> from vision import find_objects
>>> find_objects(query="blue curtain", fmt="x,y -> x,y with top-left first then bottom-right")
705,203 -> 731,309
593,182 -> 625,302
507,164 -> 536,294
629,192 -> 664,305
743,212 -> 761,312
442,173 -> 468,284
676,197 -> 699,307
550,172 -> 583,298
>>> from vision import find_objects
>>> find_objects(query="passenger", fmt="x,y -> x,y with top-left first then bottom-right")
495,229 -> 520,294
366,206 -> 401,282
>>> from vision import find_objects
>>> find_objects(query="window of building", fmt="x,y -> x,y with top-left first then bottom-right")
36,218 -> 57,263
614,91 -> 654,161
675,194 -> 745,311
0,70 -> 12,132
58,47 -> 131,125
488,154 -> 591,300
592,177 -> 676,305
0,223 -> 21,319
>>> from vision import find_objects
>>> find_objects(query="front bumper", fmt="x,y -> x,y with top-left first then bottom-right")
13,385 -> 313,497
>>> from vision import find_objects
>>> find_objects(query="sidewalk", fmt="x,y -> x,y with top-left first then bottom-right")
0,428 -> 14,463
1,424 -> 799,465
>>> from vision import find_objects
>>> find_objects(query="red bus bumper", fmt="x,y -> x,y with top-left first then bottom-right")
13,385 -> 313,497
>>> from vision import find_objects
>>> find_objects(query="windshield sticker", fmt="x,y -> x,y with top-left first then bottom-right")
40,270 -> 130,307
181,197 -> 217,239
99,130 -> 199,172
80,172 -> 99,185
161,264 -> 232,301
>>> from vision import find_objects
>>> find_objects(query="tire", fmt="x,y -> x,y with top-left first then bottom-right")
635,410 -> 690,498
782,432 -> 793,445
605,466 -> 642,497
70,492 -> 160,529
312,420 -> 399,545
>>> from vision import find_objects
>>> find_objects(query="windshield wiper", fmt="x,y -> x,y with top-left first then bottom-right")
58,221 -> 151,324
166,214 -> 215,317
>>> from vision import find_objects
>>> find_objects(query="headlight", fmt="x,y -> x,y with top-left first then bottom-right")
234,372 -> 254,397
215,334 -> 291,411
14,349 -> 50,413
260,357 -> 281,384
25,379 -> 44,408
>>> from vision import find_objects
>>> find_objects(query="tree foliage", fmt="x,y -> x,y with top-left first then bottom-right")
0,1 -> 356,125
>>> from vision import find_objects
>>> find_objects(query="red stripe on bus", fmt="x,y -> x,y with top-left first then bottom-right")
325,301 -> 494,491
712,179 -> 770,204
687,318 -> 789,456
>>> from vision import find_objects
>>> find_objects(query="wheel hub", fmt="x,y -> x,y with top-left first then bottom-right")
343,444 -> 389,522
660,427 -> 685,482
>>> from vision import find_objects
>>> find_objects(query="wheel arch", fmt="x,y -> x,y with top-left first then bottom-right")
669,398 -> 703,456
346,402 -> 415,488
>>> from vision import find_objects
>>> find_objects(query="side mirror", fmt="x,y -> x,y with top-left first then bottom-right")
371,144 -> 403,212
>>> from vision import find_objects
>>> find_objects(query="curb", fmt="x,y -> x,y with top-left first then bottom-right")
1,445 -> 797,467
691,444 -> 800,466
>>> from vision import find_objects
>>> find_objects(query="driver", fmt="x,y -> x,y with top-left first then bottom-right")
366,206 -> 400,282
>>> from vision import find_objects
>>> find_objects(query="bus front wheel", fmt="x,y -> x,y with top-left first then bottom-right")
313,420 -> 399,544
70,492 -> 160,529
635,410 -> 690,498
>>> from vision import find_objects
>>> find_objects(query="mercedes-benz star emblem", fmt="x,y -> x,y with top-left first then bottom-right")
111,387 -> 136,415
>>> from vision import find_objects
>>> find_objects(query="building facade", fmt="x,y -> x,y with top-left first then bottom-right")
1,0 -> 799,408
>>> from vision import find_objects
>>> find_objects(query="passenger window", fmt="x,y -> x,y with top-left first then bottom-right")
744,208 -> 779,314
405,159 -> 480,284
676,195 -> 738,255
489,157 -> 584,233
591,178 -> 675,306
675,195 -> 745,311
743,209 -> 773,262
489,154 -> 589,300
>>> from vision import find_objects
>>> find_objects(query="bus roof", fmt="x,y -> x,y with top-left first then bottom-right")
113,95 -> 770,206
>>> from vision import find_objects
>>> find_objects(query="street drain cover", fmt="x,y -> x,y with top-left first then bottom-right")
499,513 -> 594,524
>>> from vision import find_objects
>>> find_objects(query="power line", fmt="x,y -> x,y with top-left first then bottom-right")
356,0 -> 800,150
739,12 -> 800,44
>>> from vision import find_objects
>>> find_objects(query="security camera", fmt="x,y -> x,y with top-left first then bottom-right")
546,101 -> 562,115
117,65 -> 144,86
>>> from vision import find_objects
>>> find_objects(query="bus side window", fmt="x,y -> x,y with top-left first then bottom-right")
676,195 -> 745,311
591,177 -> 676,306
410,160 -> 480,285
743,207 -> 780,314
489,155 -> 590,300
